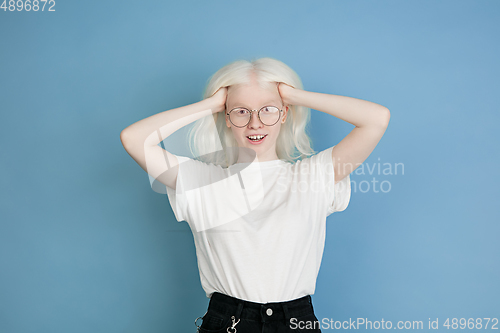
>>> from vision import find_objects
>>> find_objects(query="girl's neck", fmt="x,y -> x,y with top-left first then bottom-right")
235,149 -> 279,164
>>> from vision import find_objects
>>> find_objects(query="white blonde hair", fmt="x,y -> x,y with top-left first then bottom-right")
187,57 -> 316,167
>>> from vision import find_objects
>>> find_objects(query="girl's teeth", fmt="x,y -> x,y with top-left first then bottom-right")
248,135 -> 265,140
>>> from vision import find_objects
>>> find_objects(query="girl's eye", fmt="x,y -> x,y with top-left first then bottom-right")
235,109 -> 248,115
261,106 -> 278,114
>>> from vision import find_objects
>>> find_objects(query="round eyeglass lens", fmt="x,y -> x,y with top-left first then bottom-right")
259,106 -> 280,125
229,108 -> 250,127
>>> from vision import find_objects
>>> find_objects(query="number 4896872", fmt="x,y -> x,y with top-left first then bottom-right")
1,0 -> 56,11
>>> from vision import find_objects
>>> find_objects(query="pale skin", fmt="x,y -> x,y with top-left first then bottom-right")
120,76 -> 390,193
224,76 -> 289,164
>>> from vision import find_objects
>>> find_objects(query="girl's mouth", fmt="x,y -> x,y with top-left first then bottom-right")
246,134 -> 267,144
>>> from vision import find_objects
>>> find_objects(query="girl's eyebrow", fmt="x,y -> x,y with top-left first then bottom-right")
230,101 -> 281,109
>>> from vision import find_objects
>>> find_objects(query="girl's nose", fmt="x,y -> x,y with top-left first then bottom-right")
248,111 -> 263,128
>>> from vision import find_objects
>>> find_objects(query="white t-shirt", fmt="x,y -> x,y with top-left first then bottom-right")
166,146 -> 351,303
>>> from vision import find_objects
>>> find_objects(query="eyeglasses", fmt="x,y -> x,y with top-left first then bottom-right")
226,105 -> 283,128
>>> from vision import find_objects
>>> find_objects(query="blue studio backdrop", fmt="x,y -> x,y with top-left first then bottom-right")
1,1 -> 499,332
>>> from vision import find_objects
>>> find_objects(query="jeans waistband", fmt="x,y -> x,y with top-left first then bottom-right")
208,292 -> 315,323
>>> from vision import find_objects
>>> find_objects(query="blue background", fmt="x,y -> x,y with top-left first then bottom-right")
1,0 -> 499,332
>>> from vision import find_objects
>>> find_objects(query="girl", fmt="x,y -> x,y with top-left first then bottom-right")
120,58 -> 390,332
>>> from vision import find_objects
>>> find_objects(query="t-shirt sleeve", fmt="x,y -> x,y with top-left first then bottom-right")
166,155 -> 223,223
165,155 -> 234,226
165,155 -> 192,222
313,146 -> 352,216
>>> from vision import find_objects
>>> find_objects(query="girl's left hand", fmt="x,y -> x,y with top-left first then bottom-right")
277,82 -> 296,106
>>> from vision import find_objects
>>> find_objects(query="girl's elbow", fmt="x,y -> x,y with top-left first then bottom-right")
379,107 -> 390,128
120,129 -> 129,146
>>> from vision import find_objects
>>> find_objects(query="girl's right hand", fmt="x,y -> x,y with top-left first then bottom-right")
210,86 -> 228,113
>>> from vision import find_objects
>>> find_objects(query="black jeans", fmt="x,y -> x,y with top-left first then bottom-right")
196,292 -> 322,333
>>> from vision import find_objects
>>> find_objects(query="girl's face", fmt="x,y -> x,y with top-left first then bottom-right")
225,76 -> 288,163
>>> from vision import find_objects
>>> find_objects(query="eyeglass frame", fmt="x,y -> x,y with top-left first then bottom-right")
226,105 -> 284,128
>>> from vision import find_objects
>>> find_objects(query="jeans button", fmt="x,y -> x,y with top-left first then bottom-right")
266,308 -> 273,316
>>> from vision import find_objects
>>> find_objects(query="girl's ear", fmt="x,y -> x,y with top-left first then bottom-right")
282,106 -> 289,123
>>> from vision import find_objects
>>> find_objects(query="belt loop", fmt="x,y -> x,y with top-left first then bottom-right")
282,303 -> 291,327
235,301 -> 244,319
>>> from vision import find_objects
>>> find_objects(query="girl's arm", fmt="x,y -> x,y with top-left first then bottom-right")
120,88 -> 227,190
278,83 -> 390,184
